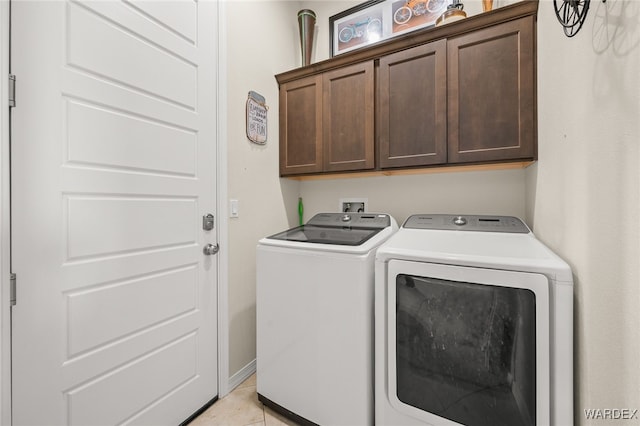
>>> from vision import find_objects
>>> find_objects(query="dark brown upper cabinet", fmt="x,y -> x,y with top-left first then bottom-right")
276,1 -> 538,177
323,62 -> 375,172
378,39 -> 447,168
447,16 -> 535,164
278,62 -> 374,176
278,75 -> 322,175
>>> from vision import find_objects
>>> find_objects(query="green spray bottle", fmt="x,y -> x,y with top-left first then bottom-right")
298,197 -> 304,226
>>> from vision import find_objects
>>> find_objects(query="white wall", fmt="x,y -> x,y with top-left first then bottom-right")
300,169 -> 527,225
225,1 -> 301,376
527,0 -> 640,422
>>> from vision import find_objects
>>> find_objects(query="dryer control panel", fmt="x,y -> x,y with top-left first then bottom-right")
404,214 -> 530,233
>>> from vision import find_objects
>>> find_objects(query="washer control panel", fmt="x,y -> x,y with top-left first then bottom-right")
404,214 -> 530,233
308,213 -> 391,229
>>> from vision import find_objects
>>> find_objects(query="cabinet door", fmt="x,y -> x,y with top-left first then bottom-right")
323,62 -> 375,172
279,75 -> 323,175
448,16 -> 535,163
379,39 -> 447,168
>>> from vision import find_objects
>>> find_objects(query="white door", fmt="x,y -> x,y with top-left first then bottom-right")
10,1 -> 218,424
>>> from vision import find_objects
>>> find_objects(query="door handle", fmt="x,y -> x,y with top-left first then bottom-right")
203,243 -> 219,256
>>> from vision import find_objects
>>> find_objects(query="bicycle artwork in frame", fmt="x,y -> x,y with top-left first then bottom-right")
391,0 -> 449,36
330,0 -> 452,57
330,0 -> 386,57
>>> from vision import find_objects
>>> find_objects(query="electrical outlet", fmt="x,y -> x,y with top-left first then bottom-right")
339,198 -> 368,213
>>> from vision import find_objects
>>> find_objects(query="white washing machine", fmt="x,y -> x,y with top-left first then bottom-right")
257,212 -> 398,425
374,214 -> 573,426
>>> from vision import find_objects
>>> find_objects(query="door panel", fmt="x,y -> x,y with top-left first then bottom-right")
447,17 -> 535,163
66,334 -> 198,425
66,1 -> 197,108
322,62 -> 374,172
65,100 -> 198,176
386,260 -> 550,426
378,40 -> 447,168
11,1 -> 218,424
279,75 -> 323,175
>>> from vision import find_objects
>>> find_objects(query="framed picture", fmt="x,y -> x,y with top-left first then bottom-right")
390,0 -> 450,36
330,0 -> 386,57
330,0 -> 451,57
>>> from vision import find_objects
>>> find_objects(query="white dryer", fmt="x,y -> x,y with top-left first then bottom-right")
257,212 -> 398,425
374,214 -> 573,426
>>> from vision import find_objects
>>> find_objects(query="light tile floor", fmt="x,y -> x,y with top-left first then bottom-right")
189,374 -> 300,426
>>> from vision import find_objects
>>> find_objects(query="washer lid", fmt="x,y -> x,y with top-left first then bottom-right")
265,213 -> 394,246
267,225 -> 382,246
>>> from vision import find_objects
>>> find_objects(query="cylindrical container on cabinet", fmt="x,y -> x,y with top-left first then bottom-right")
297,9 -> 316,67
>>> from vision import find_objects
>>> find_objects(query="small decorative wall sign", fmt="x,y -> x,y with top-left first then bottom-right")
246,91 -> 268,145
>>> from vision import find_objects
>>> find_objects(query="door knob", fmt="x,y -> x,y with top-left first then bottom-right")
203,243 -> 219,256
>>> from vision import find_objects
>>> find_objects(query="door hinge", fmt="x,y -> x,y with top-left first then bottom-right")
9,74 -> 16,108
10,273 -> 16,306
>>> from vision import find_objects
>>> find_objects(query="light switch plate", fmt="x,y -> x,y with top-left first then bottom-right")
230,199 -> 239,218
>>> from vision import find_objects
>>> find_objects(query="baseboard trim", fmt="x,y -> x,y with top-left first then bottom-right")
228,358 -> 256,391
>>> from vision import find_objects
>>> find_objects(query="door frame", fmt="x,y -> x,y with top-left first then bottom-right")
0,1 -> 230,421
0,0 -> 12,423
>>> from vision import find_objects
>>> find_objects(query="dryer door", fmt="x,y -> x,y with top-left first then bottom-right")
386,260 -> 550,426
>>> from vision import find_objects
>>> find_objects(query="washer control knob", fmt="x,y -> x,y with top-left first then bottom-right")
453,216 -> 467,226
342,214 -> 351,222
